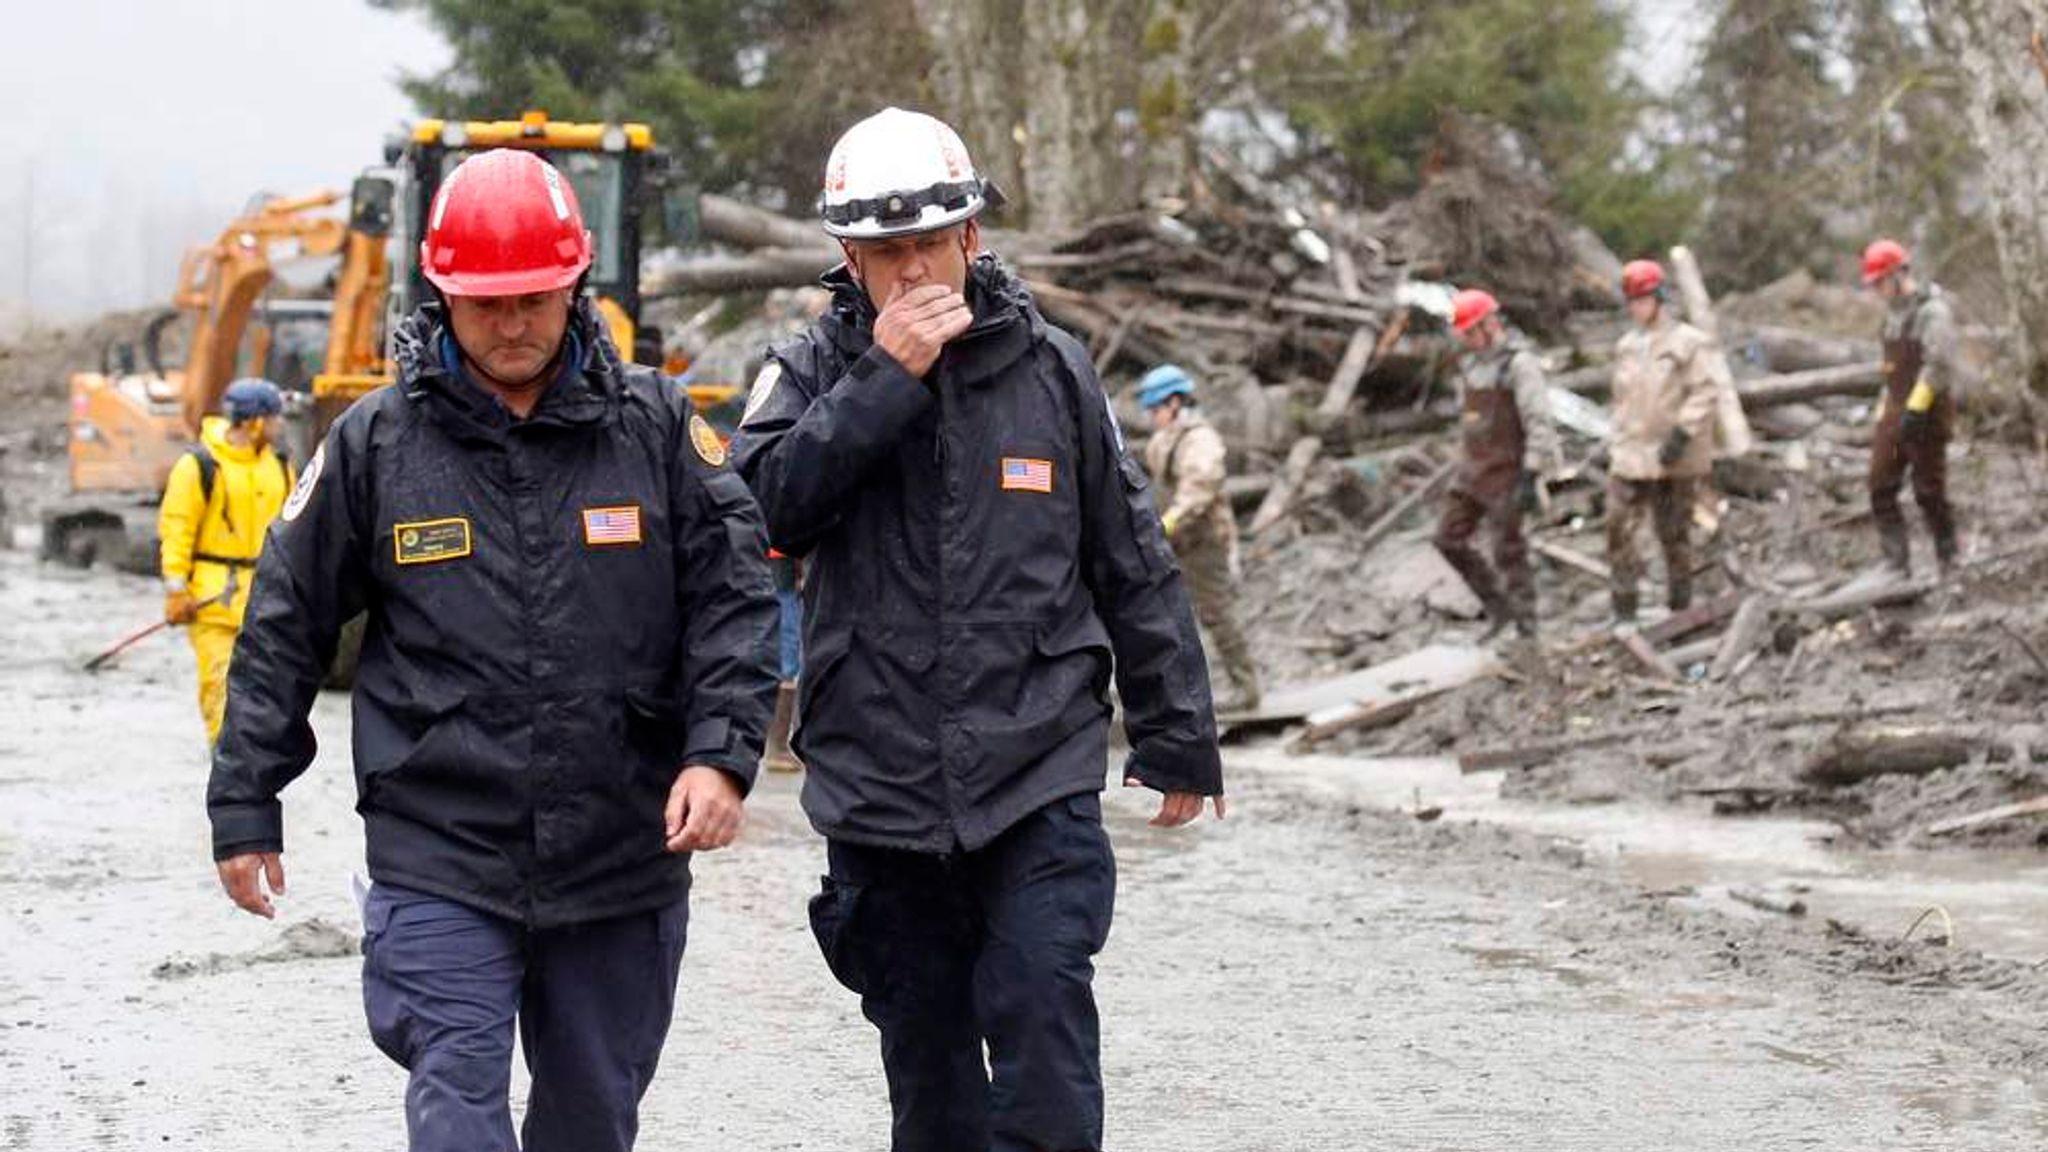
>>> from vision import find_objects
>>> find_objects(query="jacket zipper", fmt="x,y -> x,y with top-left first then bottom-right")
932,365 -> 960,844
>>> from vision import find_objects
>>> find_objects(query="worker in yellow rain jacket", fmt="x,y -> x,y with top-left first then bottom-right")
159,378 -> 292,743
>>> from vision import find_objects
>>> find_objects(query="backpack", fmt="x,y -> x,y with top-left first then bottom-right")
185,444 -> 291,537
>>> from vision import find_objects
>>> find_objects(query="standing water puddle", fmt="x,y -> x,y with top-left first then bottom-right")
1233,748 -> 2048,962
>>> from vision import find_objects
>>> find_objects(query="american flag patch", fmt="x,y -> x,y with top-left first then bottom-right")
1000,457 -> 1054,493
582,505 -> 643,546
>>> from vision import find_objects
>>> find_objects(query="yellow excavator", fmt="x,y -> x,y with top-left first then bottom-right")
45,111 -> 739,571
44,184 -> 388,569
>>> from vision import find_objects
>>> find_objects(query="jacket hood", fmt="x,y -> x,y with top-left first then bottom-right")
391,296 -> 619,436
199,415 -> 263,463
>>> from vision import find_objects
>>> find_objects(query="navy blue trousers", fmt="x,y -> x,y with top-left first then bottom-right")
809,793 -> 1118,1152
360,883 -> 689,1152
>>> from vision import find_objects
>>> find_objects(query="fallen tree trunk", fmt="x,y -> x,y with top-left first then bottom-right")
1788,574 -> 1933,622
1644,590 -> 1746,646
1708,596 -> 1775,681
1356,459 -> 1457,553
1670,245 -> 1720,342
1532,537 -> 1611,581
1661,634 -> 1723,671
1735,325 -> 1880,374
1249,436 -> 1322,536
1317,326 -> 1380,420
1552,361 -> 1884,409
1799,725 -> 1981,787
1618,629 -> 1683,682
647,248 -> 836,295
697,193 -> 838,254
1924,795 -> 2048,837
1737,363 -> 1886,407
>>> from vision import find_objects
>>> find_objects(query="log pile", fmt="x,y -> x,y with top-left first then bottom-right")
646,136 -> 2048,854
664,177 -> 1453,402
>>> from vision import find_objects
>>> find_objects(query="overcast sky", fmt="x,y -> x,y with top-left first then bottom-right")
0,1 -> 1709,326
1,0 -> 451,323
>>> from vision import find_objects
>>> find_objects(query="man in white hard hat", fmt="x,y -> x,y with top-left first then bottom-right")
733,107 -> 1225,1152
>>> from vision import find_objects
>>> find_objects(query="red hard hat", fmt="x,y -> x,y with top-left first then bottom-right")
1620,259 -> 1665,300
1861,238 -> 1909,285
1450,288 -> 1499,334
420,149 -> 592,297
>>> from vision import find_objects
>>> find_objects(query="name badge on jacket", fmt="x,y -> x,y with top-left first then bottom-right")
393,518 -> 472,566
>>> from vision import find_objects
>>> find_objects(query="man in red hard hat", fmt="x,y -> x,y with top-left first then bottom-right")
1861,238 -> 1962,575
1434,288 -> 1560,639
1606,259 -> 1728,624
205,148 -> 779,1150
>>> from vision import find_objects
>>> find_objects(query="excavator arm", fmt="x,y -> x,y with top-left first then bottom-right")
175,192 -> 347,435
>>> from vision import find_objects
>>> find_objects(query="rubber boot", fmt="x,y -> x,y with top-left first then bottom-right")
1611,584 -> 1639,628
764,680 -> 800,773
1928,510 -> 1960,576
1508,592 -> 1538,640
1667,573 -> 1693,615
1877,518 -> 1912,578
1477,590 -> 1515,642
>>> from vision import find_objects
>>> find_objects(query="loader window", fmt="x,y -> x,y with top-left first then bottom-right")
550,151 -> 626,287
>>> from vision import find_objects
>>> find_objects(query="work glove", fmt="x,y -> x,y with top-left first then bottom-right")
164,587 -> 198,625
1161,509 -> 1183,539
1514,471 -> 1542,514
1657,427 -> 1691,469
1900,380 -> 1936,442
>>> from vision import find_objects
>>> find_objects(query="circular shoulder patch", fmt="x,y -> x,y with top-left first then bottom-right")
281,442 -> 325,523
689,413 -> 728,467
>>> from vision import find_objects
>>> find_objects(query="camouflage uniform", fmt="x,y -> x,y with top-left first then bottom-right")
1607,314 -> 1727,619
1145,408 -> 1259,707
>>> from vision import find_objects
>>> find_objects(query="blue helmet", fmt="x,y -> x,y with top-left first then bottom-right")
222,377 -> 284,423
1137,364 -> 1195,409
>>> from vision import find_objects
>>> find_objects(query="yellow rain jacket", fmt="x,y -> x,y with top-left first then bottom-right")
158,417 -> 294,628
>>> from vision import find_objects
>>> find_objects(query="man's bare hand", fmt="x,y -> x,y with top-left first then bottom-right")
1125,777 -> 1228,828
873,282 -> 972,378
665,765 -> 745,854
217,852 -> 286,919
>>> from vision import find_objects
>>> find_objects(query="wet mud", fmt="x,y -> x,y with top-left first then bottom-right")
1,549 -> 2043,1150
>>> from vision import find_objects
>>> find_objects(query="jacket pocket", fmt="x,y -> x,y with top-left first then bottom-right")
1035,611 -> 1115,707
356,687 -> 467,803
624,688 -> 686,770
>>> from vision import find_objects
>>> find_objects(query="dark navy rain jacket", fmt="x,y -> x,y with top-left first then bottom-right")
732,257 -> 1223,853
207,300 -> 779,927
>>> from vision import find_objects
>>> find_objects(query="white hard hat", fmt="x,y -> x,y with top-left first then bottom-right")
819,107 -> 1002,240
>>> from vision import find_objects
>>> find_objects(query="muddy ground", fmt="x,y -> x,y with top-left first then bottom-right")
3,549 -> 2045,1150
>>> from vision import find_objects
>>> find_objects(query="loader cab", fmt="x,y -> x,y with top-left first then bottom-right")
388,111 -> 671,366
250,298 -> 334,395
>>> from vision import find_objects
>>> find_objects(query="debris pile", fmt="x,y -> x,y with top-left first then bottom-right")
645,129 -> 2045,852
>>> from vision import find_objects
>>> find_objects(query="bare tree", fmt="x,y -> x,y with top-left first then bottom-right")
910,0 -> 1031,218
1923,0 -> 2048,394
912,0 -> 1305,231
